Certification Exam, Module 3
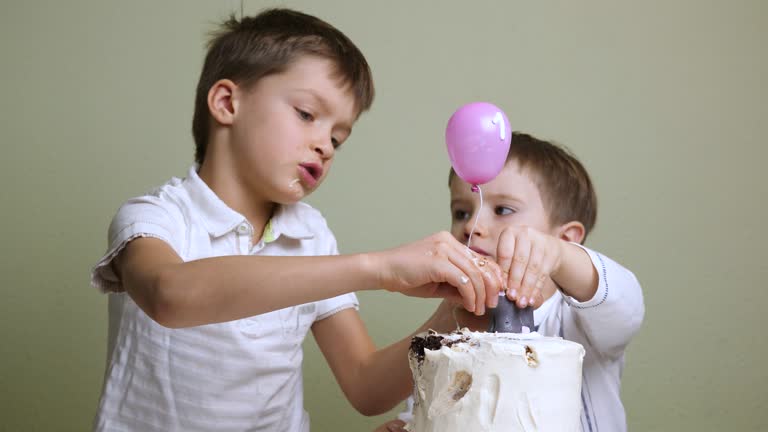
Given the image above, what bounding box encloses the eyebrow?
[295,89,353,135]
[484,193,525,203]
[450,194,525,206]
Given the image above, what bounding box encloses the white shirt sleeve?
[90,195,184,293]
[561,244,645,358]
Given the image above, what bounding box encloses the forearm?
[349,309,456,415]
[551,241,599,302]
[148,254,377,328]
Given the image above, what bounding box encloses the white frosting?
[407,330,585,432]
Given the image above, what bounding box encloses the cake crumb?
[524,345,539,367]
[451,371,473,401]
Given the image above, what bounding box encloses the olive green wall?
[1,1,766,431]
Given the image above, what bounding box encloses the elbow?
[353,400,390,417]
[143,268,187,329]
[347,389,399,417]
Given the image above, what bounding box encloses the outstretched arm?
[113,232,503,328]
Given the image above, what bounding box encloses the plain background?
[1,1,766,431]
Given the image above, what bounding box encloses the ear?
[207,79,238,126]
[555,221,586,245]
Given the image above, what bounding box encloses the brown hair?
[191,8,375,164]
[449,132,598,241]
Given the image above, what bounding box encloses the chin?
[278,186,308,204]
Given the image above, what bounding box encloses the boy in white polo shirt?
[90,9,506,432]
[377,132,645,432]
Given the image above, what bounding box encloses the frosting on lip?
[407,329,585,432]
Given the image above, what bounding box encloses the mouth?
[298,162,323,188]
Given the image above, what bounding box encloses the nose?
[311,134,334,160]
[462,211,488,240]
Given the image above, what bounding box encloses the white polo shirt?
[91,167,359,432]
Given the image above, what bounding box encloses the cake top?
[409,328,582,367]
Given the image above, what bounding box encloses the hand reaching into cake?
[369,231,505,316]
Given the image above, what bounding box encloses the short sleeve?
[90,195,185,293]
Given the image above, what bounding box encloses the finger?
[518,243,545,308]
[449,266,477,313]
[479,259,503,308]
[464,256,487,316]
[428,237,478,312]
[530,252,556,308]
[496,229,517,282]
[445,245,486,316]
[508,230,531,300]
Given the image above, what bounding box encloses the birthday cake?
[406,329,585,432]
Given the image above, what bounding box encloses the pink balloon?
[445,102,512,186]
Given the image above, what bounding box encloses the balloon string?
[466,185,483,249]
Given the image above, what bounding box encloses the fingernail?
[519,297,528,307]
[460,276,469,284]
[490,294,499,308]
[510,289,517,299]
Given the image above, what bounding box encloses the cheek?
[449,222,463,239]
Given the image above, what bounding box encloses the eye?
[331,137,340,149]
[295,108,314,122]
[452,209,470,221]
[495,206,516,216]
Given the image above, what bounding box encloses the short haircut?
[449,132,598,240]
[191,8,375,164]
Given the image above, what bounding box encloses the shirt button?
[237,224,250,234]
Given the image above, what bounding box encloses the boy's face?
[449,160,555,258]
[228,56,357,204]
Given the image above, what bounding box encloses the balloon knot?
[471,185,480,193]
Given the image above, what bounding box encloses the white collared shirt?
[91,167,358,432]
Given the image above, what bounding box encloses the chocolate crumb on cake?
[410,329,474,362]
[410,333,444,362]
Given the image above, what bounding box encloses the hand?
[370,232,505,316]
[373,419,407,432]
[496,226,563,308]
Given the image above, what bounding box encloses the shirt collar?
[183,166,315,241]
[269,202,315,241]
